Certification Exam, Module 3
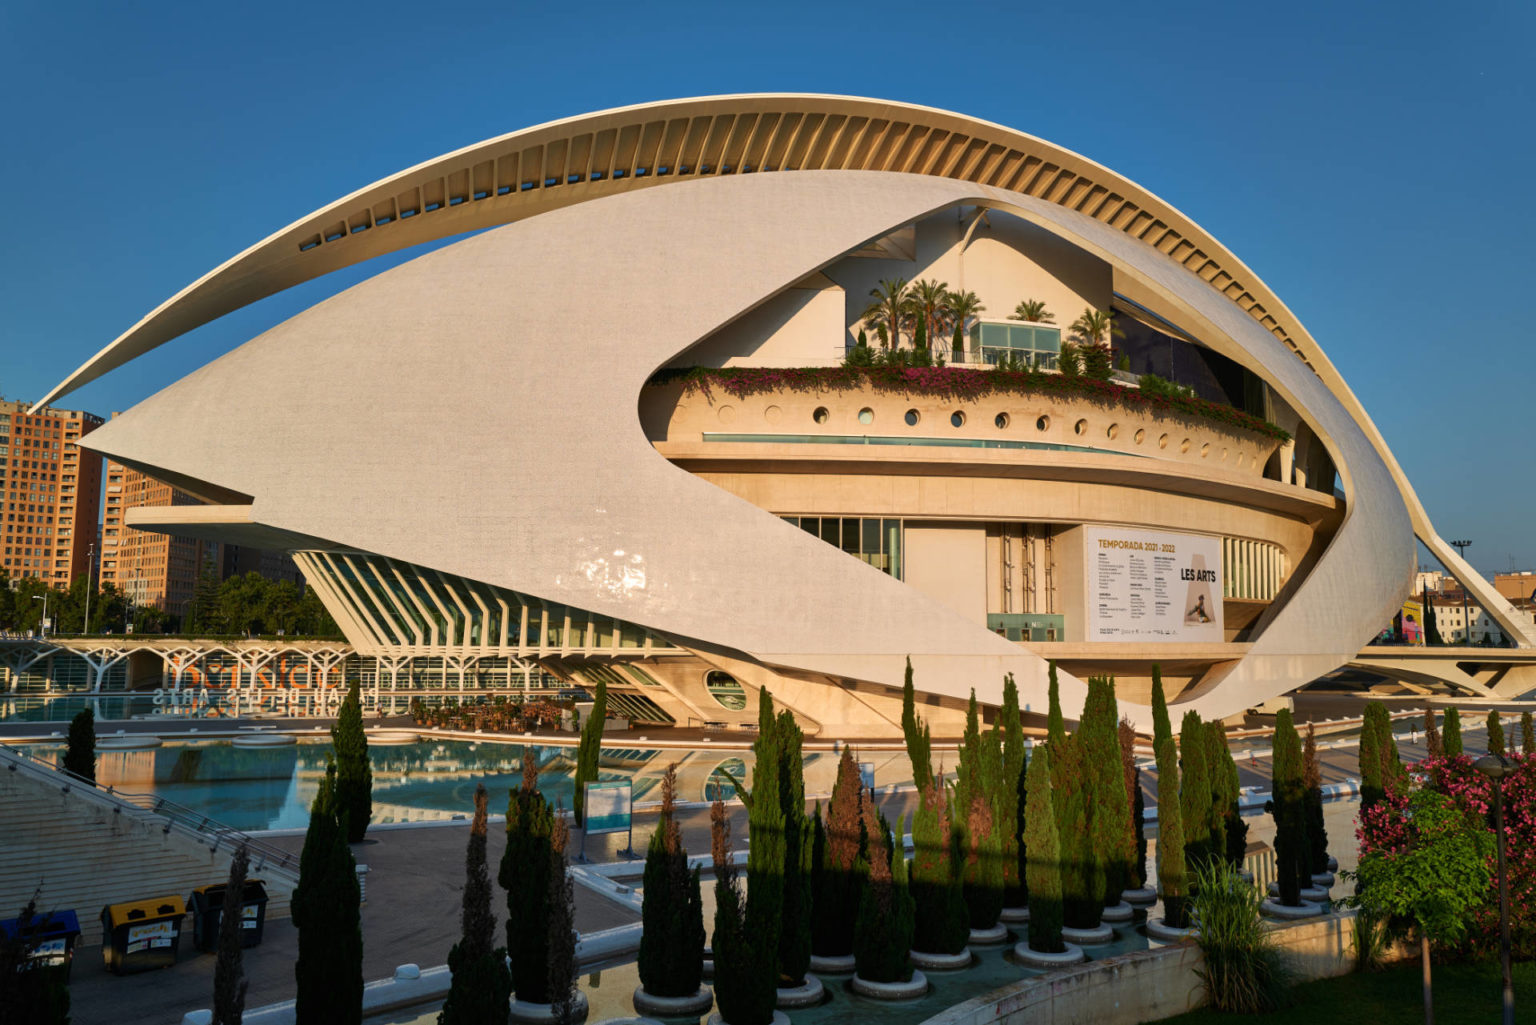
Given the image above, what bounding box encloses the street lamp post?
[1473,752,1515,1025]
[82,541,95,635]
[1449,539,1473,645]
[32,594,47,638]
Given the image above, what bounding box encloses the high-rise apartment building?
[99,460,225,620]
[0,400,104,586]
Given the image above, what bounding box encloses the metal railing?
[0,741,300,878]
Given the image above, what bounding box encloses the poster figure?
[1183,554,1217,626]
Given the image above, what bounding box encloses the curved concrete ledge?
[510,993,589,1024]
[1101,901,1134,923]
[232,733,295,747]
[851,970,928,1000]
[969,924,1009,945]
[633,985,712,1017]
[1261,898,1323,920]
[808,953,855,974]
[910,947,973,969]
[366,730,421,744]
[1268,882,1330,902]
[999,905,1031,923]
[1145,918,1198,942]
[1012,940,1085,968]
[776,974,823,1009]
[1061,923,1115,945]
[99,735,162,750]
[1121,887,1158,907]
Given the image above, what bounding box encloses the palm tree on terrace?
[1011,299,1054,323]
[1068,308,1124,347]
[863,278,910,350]
[907,279,950,350]
[943,290,986,360]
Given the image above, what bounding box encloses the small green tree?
[727,690,784,1022]
[853,807,914,983]
[1360,704,1384,811]
[1443,707,1463,756]
[775,708,814,988]
[572,676,607,826]
[1119,719,1147,887]
[709,799,755,1025]
[1156,736,1190,929]
[331,679,372,843]
[1202,721,1232,859]
[1270,710,1310,907]
[638,766,704,998]
[292,765,362,1025]
[812,749,868,958]
[900,657,932,791]
[1046,661,1066,749]
[63,707,95,783]
[500,751,555,1004]
[440,785,510,1025]
[1424,707,1443,759]
[955,692,1005,929]
[213,844,249,1025]
[546,814,578,1025]
[1024,744,1064,952]
[1053,734,1101,929]
[1346,787,1494,1025]
[1302,721,1329,876]
[1524,711,1535,756]
[1150,663,1172,753]
[1487,710,1506,755]
[1179,710,1214,869]
[909,776,968,954]
[999,675,1028,906]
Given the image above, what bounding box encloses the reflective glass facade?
[778,515,903,579]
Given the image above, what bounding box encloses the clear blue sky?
[2,0,1531,574]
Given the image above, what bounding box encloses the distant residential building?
[99,460,224,620]
[1428,598,1509,646]
[0,399,104,588]
[1495,571,1536,604]
[1414,569,1446,595]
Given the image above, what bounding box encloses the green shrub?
[811,749,868,958]
[1156,736,1190,929]
[572,676,606,825]
[331,679,372,843]
[910,777,968,954]
[1191,860,1294,1013]
[854,810,914,983]
[499,751,555,1003]
[293,765,362,1025]
[1025,744,1064,952]
[63,707,95,783]
[1270,710,1311,907]
[1443,707,1463,756]
[638,766,704,998]
[1488,710,1506,755]
[901,657,932,791]
[440,785,510,1025]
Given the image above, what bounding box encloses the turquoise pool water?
[12,737,916,833]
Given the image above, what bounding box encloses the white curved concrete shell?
[51,95,1531,733]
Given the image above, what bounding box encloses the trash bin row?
[0,880,269,980]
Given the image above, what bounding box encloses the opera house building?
[40,95,1534,737]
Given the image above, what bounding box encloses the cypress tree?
[572,676,607,826]
[737,690,784,1021]
[500,750,555,1003]
[293,765,362,1025]
[709,799,753,1025]
[1524,712,1535,756]
[900,657,932,791]
[1270,709,1310,907]
[63,707,95,782]
[1359,704,1383,811]
[1220,742,1248,868]
[909,776,968,954]
[213,844,249,1025]
[960,762,1004,929]
[812,748,867,958]
[1423,583,1444,645]
[1444,706,1463,756]
[440,785,509,1025]
[638,766,704,998]
[546,814,578,1025]
[1200,721,1229,866]
[853,806,914,983]
[999,674,1027,906]
[776,708,814,988]
[1154,736,1189,929]
[1488,710,1506,755]
[1024,744,1064,952]
[1302,721,1329,876]
[1424,707,1443,759]
[1119,718,1146,888]
[1083,677,1132,907]
[1053,735,1101,929]
[1178,710,1212,869]
[1046,661,1066,749]
[331,678,372,843]
[1150,663,1172,753]
[955,690,984,818]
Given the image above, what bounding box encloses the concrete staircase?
[0,745,299,945]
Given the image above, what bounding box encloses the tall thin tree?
[292,765,363,1025]
[212,844,249,1025]
[331,678,372,843]
[440,785,509,1025]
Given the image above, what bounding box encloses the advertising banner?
[1084,526,1224,642]
[583,780,633,836]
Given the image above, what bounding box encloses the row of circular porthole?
[808,405,1248,463]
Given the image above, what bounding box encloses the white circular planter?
[1061,923,1114,946]
[999,905,1031,923]
[1101,901,1134,923]
[633,985,713,1017]
[1145,917,1198,942]
[969,924,1009,945]
[510,992,589,1024]
[594,1018,664,1025]
[1260,898,1323,920]
[1311,872,1336,888]
[1267,882,1329,902]
[100,735,162,750]
[367,730,421,744]
[909,947,972,969]
[1120,887,1158,906]
[850,970,928,1000]
[1327,856,1338,872]
[231,733,295,747]
[701,959,714,980]
[1013,941,1085,968]
[808,953,856,974]
[776,974,823,1009]
[708,1010,790,1025]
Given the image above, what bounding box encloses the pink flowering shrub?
[650,365,1291,441]
[1358,752,1536,957]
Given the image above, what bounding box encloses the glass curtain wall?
[780,516,903,579]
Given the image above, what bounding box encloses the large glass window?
[969,320,1062,369]
[780,515,904,579]
[705,670,748,710]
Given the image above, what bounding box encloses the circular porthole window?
[1036,416,1051,432]
[705,670,748,711]
[1180,438,1192,454]
[905,409,920,426]
[704,757,746,802]
[1134,428,1146,445]
[812,407,829,425]
[1158,433,1169,449]
[950,411,966,428]
[1106,423,1120,441]
[1074,419,1087,436]
[858,407,874,425]
[994,412,1010,429]
[1200,443,1210,458]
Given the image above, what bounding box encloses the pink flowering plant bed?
[1357,753,1536,958]
[651,365,1290,442]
